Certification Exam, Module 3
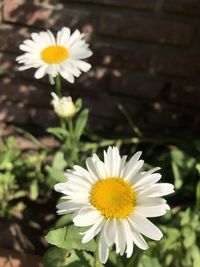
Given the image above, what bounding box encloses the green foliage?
[74,109,89,141]
[45,225,97,252]
[171,148,196,189]
[46,151,67,187]
[44,247,94,267]
[0,136,46,217]
[1,95,199,267]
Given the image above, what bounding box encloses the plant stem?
[68,119,73,138]
[54,74,66,129]
[55,74,62,97]
[66,119,78,163]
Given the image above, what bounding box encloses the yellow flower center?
[41,45,69,64]
[90,178,136,219]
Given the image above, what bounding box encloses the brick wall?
[0,0,200,138]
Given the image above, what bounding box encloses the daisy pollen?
[16,27,93,84]
[91,178,136,219]
[54,146,174,264]
[41,45,69,64]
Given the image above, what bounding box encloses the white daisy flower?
[16,27,93,84]
[54,147,174,264]
[51,92,77,119]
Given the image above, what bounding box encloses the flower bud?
[51,92,76,119]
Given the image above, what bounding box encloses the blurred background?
[0,0,200,143]
[0,1,200,266]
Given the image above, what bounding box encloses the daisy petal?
[82,217,105,243]
[34,65,47,79]
[130,212,163,241]
[99,231,109,264]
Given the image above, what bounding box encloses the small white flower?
[55,147,174,264]
[51,92,76,119]
[16,27,92,83]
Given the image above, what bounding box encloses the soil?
[0,193,58,266]
[0,249,43,267]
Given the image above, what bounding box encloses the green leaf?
[46,166,66,187]
[53,214,73,229]
[196,180,200,210]
[75,98,82,113]
[182,227,196,249]
[171,161,182,189]
[30,180,38,200]
[191,245,200,267]
[45,225,97,252]
[118,104,142,137]
[47,127,69,140]
[74,109,89,140]
[52,151,67,170]
[44,247,93,267]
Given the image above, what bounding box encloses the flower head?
[51,92,76,119]
[16,27,92,83]
[55,147,174,264]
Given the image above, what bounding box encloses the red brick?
[92,42,151,71]
[29,107,57,128]
[164,0,200,16]
[3,0,93,31]
[99,13,194,46]
[0,78,51,107]
[147,102,198,130]
[153,49,200,77]
[0,103,29,124]
[110,71,163,99]
[74,0,155,9]
[168,79,200,108]
[0,24,32,53]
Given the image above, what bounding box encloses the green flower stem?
[55,74,62,98]
[67,119,73,138]
[54,74,66,130]
[67,119,78,163]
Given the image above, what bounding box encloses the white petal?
[73,165,94,183]
[34,65,47,79]
[133,172,162,189]
[86,158,99,181]
[73,207,101,227]
[67,29,81,48]
[60,70,75,83]
[82,217,105,243]
[128,218,148,250]
[138,183,174,198]
[137,197,167,207]
[54,182,68,194]
[91,155,107,179]
[70,48,93,60]
[119,155,128,177]
[47,30,56,45]
[117,220,126,256]
[135,205,167,217]
[103,146,121,177]
[112,218,122,254]
[71,60,91,72]
[56,200,81,214]
[103,219,113,247]
[49,75,55,84]
[121,219,134,258]
[57,27,71,45]
[122,151,143,181]
[130,212,163,241]
[99,230,109,264]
